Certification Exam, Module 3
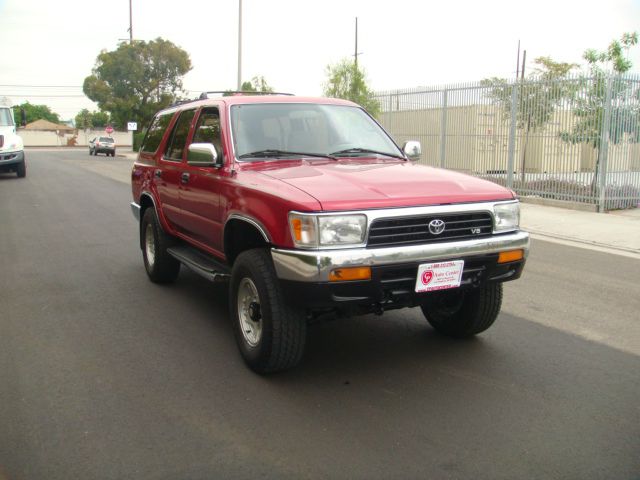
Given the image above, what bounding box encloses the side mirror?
[187,143,222,167]
[402,141,421,162]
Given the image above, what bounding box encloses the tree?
[559,32,639,191]
[75,109,111,130]
[323,59,380,117]
[482,57,577,180]
[83,38,191,130]
[75,109,93,130]
[241,76,274,93]
[13,102,61,125]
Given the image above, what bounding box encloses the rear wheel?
[141,208,180,283]
[421,283,503,338]
[16,159,26,178]
[230,248,307,373]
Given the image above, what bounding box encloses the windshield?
[99,137,114,143]
[0,108,14,127]
[230,103,402,160]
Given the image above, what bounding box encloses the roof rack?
[198,91,295,99]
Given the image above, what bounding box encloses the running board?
[167,245,231,283]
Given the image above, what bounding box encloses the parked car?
[0,104,25,177]
[130,93,529,373]
[89,136,116,156]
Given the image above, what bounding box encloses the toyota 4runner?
[131,93,529,373]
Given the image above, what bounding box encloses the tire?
[16,159,26,178]
[230,248,307,373]
[421,283,503,338]
[141,208,180,283]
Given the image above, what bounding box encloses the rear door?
[157,108,197,232]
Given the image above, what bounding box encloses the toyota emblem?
[428,219,446,235]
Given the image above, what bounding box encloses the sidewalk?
[118,149,639,256]
[520,202,640,256]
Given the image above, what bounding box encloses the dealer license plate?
[415,260,465,293]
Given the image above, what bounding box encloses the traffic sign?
[127,122,138,131]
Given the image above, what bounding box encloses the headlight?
[289,213,367,248]
[493,202,520,232]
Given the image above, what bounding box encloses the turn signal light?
[291,218,302,241]
[498,249,524,264]
[329,267,371,282]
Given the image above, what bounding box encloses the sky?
[1,0,639,121]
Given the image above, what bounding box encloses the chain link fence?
[375,74,640,211]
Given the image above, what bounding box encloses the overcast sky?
[1,0,639,120]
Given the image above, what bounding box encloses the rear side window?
[140,113,173,153]
[164,109,196,161]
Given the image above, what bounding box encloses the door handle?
[154,169,162,179]
[181,172,190,184]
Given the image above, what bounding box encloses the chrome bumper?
[271,231,530,282]
[131,202,141,221]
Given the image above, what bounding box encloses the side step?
[167,245,231,283]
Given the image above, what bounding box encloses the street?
[1,149,639,479]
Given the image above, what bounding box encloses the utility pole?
[128,0,133,44]
[355,17,359,68]
[515,40,520,78]
[237,0,243,90]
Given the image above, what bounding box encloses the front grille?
[367,212,493,247]
[0,153,17,161]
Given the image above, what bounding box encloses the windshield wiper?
[330,148,406,160]
[238,149,337,161]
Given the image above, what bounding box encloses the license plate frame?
[415,260,465,293]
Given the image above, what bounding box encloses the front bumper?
[0,150,24,169]
[272,231,529,310]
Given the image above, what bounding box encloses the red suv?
[131,93,529,373]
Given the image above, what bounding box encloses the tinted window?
[192,108,223,159]
[164,109,196,161]
[99,137,114,143]
[140,113,173,153]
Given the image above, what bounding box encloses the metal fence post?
[506,83,518,189]
[439,89,448,168]
[597,76,613,212]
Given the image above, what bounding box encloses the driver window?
[192,108,223,161]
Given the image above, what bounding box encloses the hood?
[253,158,514,211]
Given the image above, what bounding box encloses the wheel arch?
[138,192,158,250]
[224,215,271,266]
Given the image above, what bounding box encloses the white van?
[0,101,26,178]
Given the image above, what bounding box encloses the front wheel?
[16,159,26,178]
[141,208,180,283]
[421,283,503,338]
[230,249,307,373]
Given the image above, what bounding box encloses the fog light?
[328,267,371,282]
[498,249,524,263]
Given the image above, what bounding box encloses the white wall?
[19,129,133,147]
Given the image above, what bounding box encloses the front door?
[178,106,226,254]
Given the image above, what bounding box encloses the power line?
[0,94,88,98]
[0,85,83,88]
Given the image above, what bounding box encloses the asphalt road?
[1,149,639,480]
